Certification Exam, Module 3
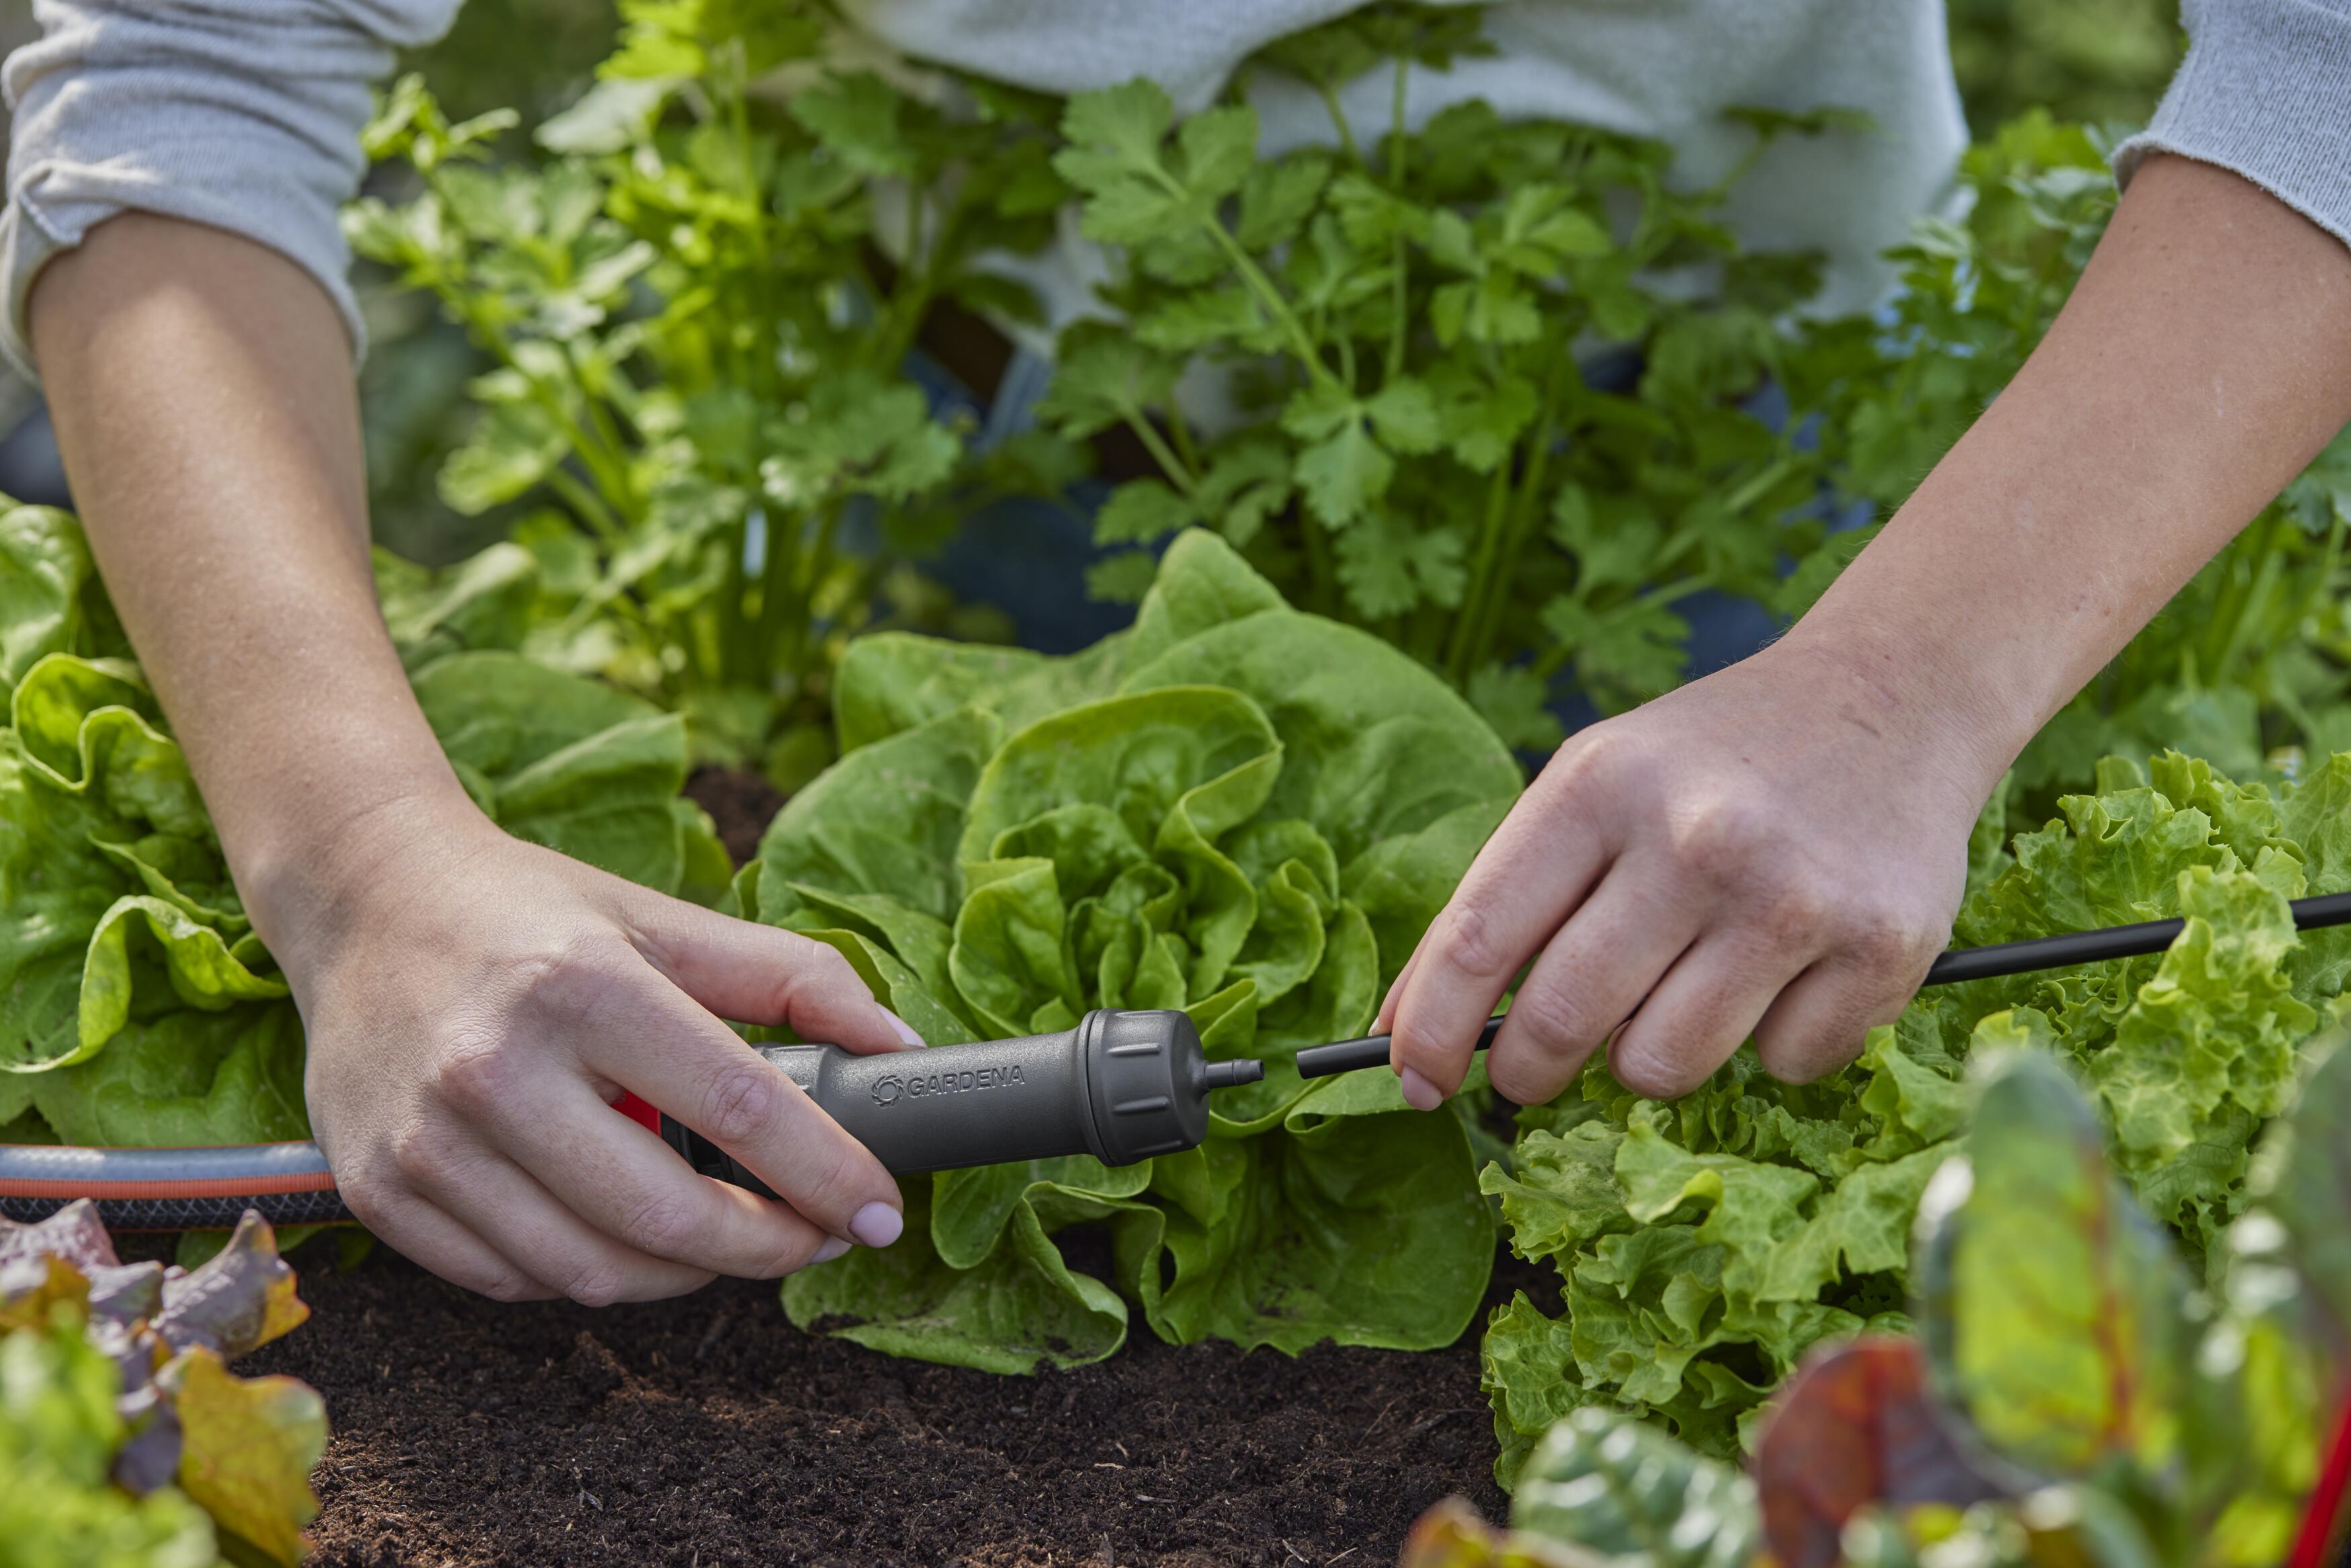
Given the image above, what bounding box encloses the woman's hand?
[1384,155,2351,1110]
[273,793,921,1305]
[1379,637,2005,1107]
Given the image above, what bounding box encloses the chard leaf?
[1508,1406,1762,1565]
[2251,1031,2351,1350]
[1750,1337,2008,1568]
[1920,1051,2188,1479]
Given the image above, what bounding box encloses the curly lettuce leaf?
[1482,748,2348,1477]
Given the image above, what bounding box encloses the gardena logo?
[871,1065,1024,1106]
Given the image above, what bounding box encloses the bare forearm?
[28,214,468,951]
[1797,154,2351,774]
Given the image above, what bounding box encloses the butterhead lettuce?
[747,529,1521,1368]
[0,500,727,1147]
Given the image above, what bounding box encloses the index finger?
[477,1069,849,1279]
[587,973,906,1248]
[1387,758,1617,1099]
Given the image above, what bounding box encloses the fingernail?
[1398,1067,1443,1112]
[849,1201,903,1248]
[811,1236,850,1264]
[875,1004,925,1050]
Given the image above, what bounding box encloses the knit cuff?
[2112,0,2351,253]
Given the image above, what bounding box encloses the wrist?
[1759,616,2027,803]
[232,772,495,975]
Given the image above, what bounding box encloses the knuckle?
[558,1258,629,1309]
[699,1057,785,1147]
[429,1035,521,1121]
[1435,902,1516,984]
[1486,1057,1568,1108]
[1611,1045,1702,1101]
[476,1270,548,1305]
[793,1137,869,1213]
[334,1168,402,1231]
[1670,797,1772,882]
[1754,999,1875,1082]
[387,1117,465,1190]
[1843,917,1920,973]
[1754,1030,1852,1085]
[1545,724,1630,794]
[501,932,622,1025]
[1500,986,1607,1054]
[614,1189,703,1260]
[1758,875,1835,946]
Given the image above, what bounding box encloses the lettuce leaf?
[0,510,727,1146]
[1482,750,2351,1481]
[765,529,1518,1366]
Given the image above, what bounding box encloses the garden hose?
[12,891,2351,1228]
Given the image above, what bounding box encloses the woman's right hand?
[269,793,922,1305]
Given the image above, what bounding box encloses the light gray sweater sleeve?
[0,0,461,380]
[2114,0,2351,250]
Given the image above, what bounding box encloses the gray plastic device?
[659,1008,1264,1188]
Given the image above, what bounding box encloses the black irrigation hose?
[14,891,2351,1226]
[1290,889,2351,1079]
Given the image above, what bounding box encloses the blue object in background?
[0,399,71,509]
[919,345,1874,734]
[912,347,1137,655]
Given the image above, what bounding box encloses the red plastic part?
[613,1092,662,1135]
[2290,1393,2351,1568]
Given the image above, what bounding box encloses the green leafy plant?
[1478,745,2351,1476]
[1038,6,1844,746]
[0,499,726,1148]
[1412,1039,2350,1567]
[1946,0,2181,132]
[2,1203,327,1567]
[741,528,1517,1368]
[346,0,1084,780]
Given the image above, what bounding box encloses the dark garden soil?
[237,1242,1546,1568]
[684,765,789,866]
[228,762,1531,1567]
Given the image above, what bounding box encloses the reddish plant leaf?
[0,1198,165,1330]
[1752,1336,2009,1568]
[0,1194,120,1274]
[155,1209,308,1359]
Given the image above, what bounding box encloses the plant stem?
[1384,56,1410,385]
[2209,508,2294,681]
[1121,412,1199,494]
[1464,364,1569,678]
[787,499,847,681]
[1301,517,1339,616]
[755,496,804,681]
[1164,401,1204,478]
[544,464,626,543]
[1445,460,1516,682]
[1316,81,1364,167]
[1151,161,1342,393]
